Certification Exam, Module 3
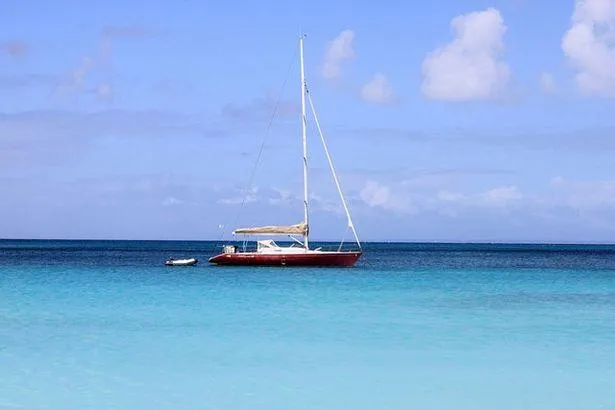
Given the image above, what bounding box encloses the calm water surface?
[1,240,614,409]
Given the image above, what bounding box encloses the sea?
[1,240,614,410]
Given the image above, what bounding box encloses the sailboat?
[208,35,362,267]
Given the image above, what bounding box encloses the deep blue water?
[1,240,614,409]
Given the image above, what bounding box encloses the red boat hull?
[208,251,362,267]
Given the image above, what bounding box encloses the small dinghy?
[165,257,198,266]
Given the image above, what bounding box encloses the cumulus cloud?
[320,30,395,105]
[480,185,523,206]
[359,181,418,214]
[562,0,615,97]
[360,181,391,207]
[434,186,523,210]
[357,177,525,217]
[353,173,615,234]
[360,73,395,104]
[421,8,510,101]
[321,29,355,79]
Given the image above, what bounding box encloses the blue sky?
[2,0,615,242]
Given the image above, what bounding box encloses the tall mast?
[299,34,309,249]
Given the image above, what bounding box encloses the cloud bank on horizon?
[2,0,615,242]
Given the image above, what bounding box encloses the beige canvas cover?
[233,222,308,236]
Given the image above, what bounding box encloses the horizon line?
[2,237,615,246]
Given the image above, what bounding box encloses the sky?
[2,0,615,243]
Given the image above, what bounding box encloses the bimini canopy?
[233,222,308,236]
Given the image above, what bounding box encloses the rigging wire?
[209,45,299,257]
[306,90,362,251]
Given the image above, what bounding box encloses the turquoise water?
[1,240,614,409]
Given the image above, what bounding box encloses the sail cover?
[233,222,308,236]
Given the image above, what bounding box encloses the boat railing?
[215,242,360,253]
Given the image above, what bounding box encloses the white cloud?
[435,186,522,210]
[421,7,510,101]
[540,72,557,94]
[321,29,355,79]
[357,177,525,217]
[309,192,343,214]
[217,196,254,205]
[162,196,183,206]
[215,185,345,216]
[562,0,615,97]
[360,73,395,104]
[357,175,615,222]
[320,30,395,105]
[359,181,417,214]
[360,181,391,207]
[218,186,259,205]
[480,185,523,206]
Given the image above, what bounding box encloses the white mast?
[299,34,309,249]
